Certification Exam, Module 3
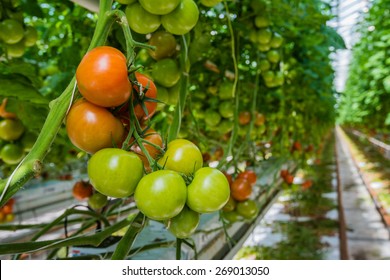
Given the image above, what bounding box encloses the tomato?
[255,16,270,28]
[221,210,242,223]
[72,181,93,200]
[66,99,125,154]
[258,59,271,72]
[88,148,144,198]
[134,170,187,220]
[284,174,294,185]
[187,167,230,213]
[155,84,170,109]
[148,30,177,60]
[237,170,257,186]
[161,0,199,35]
[270,33,283,48]
[253,113,265,127]
[205,110,221,127]
[257,29,272,45]
[6,41,25,58]
[167,206,199,238]
[217,120,233,135]
[2,205,13,215]
[88,192,108,210]
[222,196,236,212]
[219,101,234,119]
[200,0,222,7]
[238,111,251,125]
[158,139,203,175]
[125,3,161,34]
[230,178,252,201]
[262,70,274,83]
[133,72,158,120]
[280,169,289,179]
[76,46,131,107]
[218,81,234,100]
[23,26,38,47]
[258,44,270,52]
[267,50,280,63]
[116,0,137,4]
[236,200,258,220]
[168,81,180,105]
[0,19,24,44]
[274,72,284,86]
[131,128,163,170]
[152,58,180,88]
[302,180,313,190]
[139,0,181,15]
[0,143,24,165]
[0,119,25,141]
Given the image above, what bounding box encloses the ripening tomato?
[148,30,177,60]
[88,148,144,198]
[139,0,181,15]
[187,167,230,213]
[238,111,251,125]
[237,170,257,186]
[66,99,125,154]
[254,112,265,126]
[158,139,203,175]
[280,169,289,179]
[131,128,163,170]
[76,46,131,107]
[230,178,252,201]
[222,196,236,212]
[302,180,313,190]
[133,72,158,120]
[167,206,200,239]
[284,174,294,185]
[125,3,161,34]
[134,170,187,220]
[72,181,93,200]
[161,0,199,35]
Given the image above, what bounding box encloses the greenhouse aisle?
[336,127,390,260]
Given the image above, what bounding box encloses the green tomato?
[161,0,199,35]
[134,170,187,220]
[158,139,203,175]
[0,143,24,165]
[167,206,200,238]
[254,16,270,28]
[139,0,181,15]
[116,0,137,4]
[257,28,272,45]
[262,70,274,83]
[270,33,283,48]
[258,44,270,52]
[200,0,222,7]
[219,101,234,119]
[6,40,25,58]
[221,210,242,223]
[23,26,38,47]
[152,58,180,88]
[168,81,180,105]
[217,120,234,135]
[156,84,169,110]
[258,59,271,72]
[88,148,144,198]
[0,119,25,141]
[267,50,280,63]
[88,192,108,210]
[187,167,230,213]
[236,200,258,220]
[218,81,234,100]
[0,19,24,44]
[205,109,221,127]
[125,3,161,34]
[148,30,177,60]
[222,196,236,212]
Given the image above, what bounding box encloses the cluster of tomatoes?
[0,99,35,166]
[0,1,38,58]
[66,45,231,238]
[0,198,15,223]
[221,170,260,223]
[118,0,199,36]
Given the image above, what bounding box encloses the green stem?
[176,238,182,260]
[0,0,116,206]
[111,212,145,259]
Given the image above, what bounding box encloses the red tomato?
[238,111,251,125]
[76,46,131,107]
[66,99,125,154]
[237,170,257,186]
[230,178,252,201]
[133,72,158,120]
[280,169,289,179]
[72,181,93,200]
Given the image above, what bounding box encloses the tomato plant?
[76,46,131,107]
[88,148,144,198]
[187,167,230,213]
[134,170,187,220]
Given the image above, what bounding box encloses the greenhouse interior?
[0,0,389,261]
